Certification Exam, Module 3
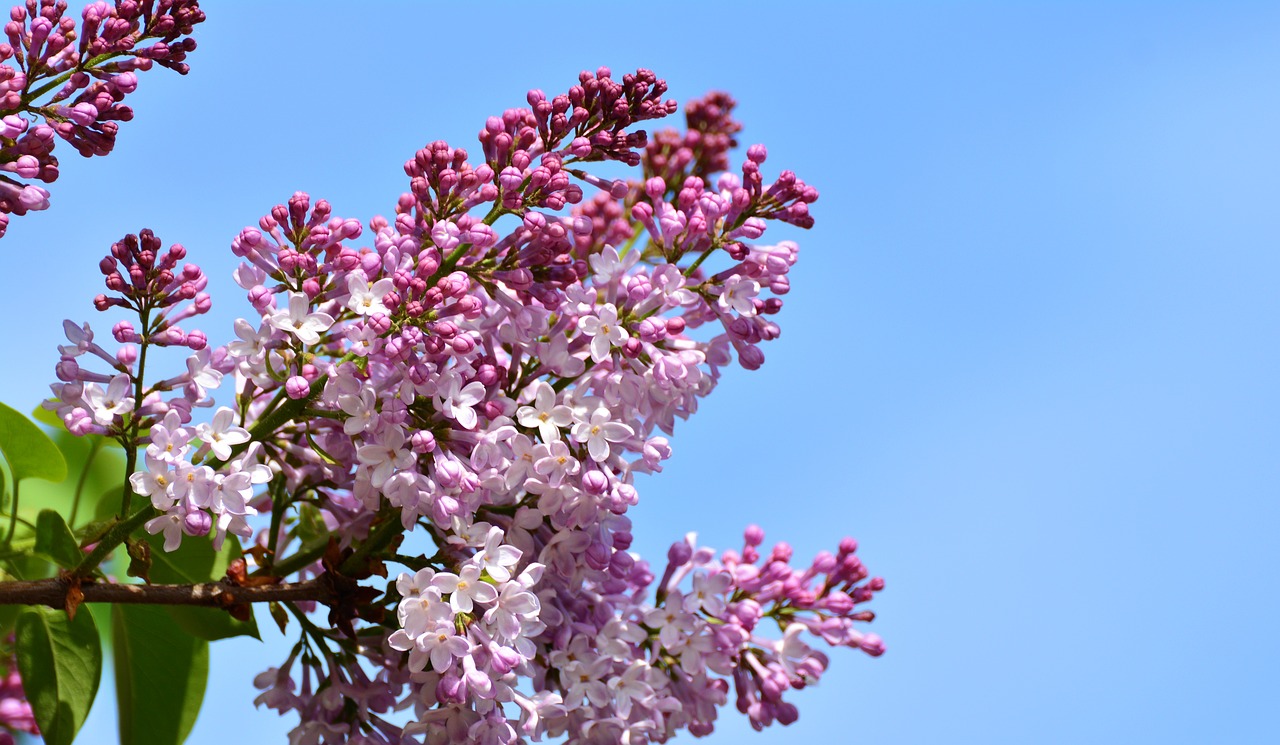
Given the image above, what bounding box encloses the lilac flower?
[346,272,395,317]
[435,376,486,430]
[473,527,523,583]
[431,563,498,614]
[268,292,334,346]
[81,373,133,425]
[516,381,573,442]
[577,303,628,363]
[196,407,251,461]
[571,407,634,462]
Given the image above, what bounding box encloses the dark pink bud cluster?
[645,91,743,186]
[740,147,819,229]
[231,191,363,300]
[0,0,204,237]
[525,66,678,165]
[398,140,496,230]
[95,227,209,349]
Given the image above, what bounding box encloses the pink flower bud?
[285,376,310,399]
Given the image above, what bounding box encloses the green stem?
[118,443,137,520]
[22,52,123,105]
[265,479,287,572]
[4,481,19,546]
[68,439,103,528]
[683,245,718,277]
[122,311,152,518]
[255,507,401,580]
[338,511,403,576]
[222,372,333,464]
[73,504,158,578]
[263,539,328,580]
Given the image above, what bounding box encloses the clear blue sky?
[3,1,1278,743]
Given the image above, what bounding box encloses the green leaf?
[295,502,330,544]
[144,532,260,641]
[112,605,208,745]
[35,510,82,568]
[15,606,102,745]
[0,401,67,484]
[30,406,63,429]
[0,604,18,636]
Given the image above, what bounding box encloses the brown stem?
[0,577,334,609]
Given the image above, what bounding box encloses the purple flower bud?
[581,469,609,495]
[411,431,436,453]
[668,539,693,566]
[367,313,391,335]
[285,376,310,399]
[183,510,211,537]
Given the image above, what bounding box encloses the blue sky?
[3,1,1278,743]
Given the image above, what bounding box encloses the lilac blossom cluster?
[0,0,204,238]
[46,67,880,743]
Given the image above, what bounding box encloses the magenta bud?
[776,702,798,725]
[183,510,211,537]
[55,358,79,381]
[859,633,885,657]
[435,673,466,704]
[581,469,610,495]
[13,154,38,179]
[411,431,436,453]
[475,364,500,387]
[823,591,855,614]
[744,524,765,547]
[247,285,273,311]
[488,644,522,675]
[116,345,137,365]
[285,376,310,399]
[668,540,693,566]
[584,541,610,570]
[451,335,475,354]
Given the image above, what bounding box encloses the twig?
[0,577,334,609]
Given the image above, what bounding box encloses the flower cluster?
[0,657,36,745]
[0,0,205,238]
[47,226,219,439]
[49,67,882,743]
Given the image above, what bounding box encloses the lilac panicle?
[47,64,864,745]
[0,0,205,238]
